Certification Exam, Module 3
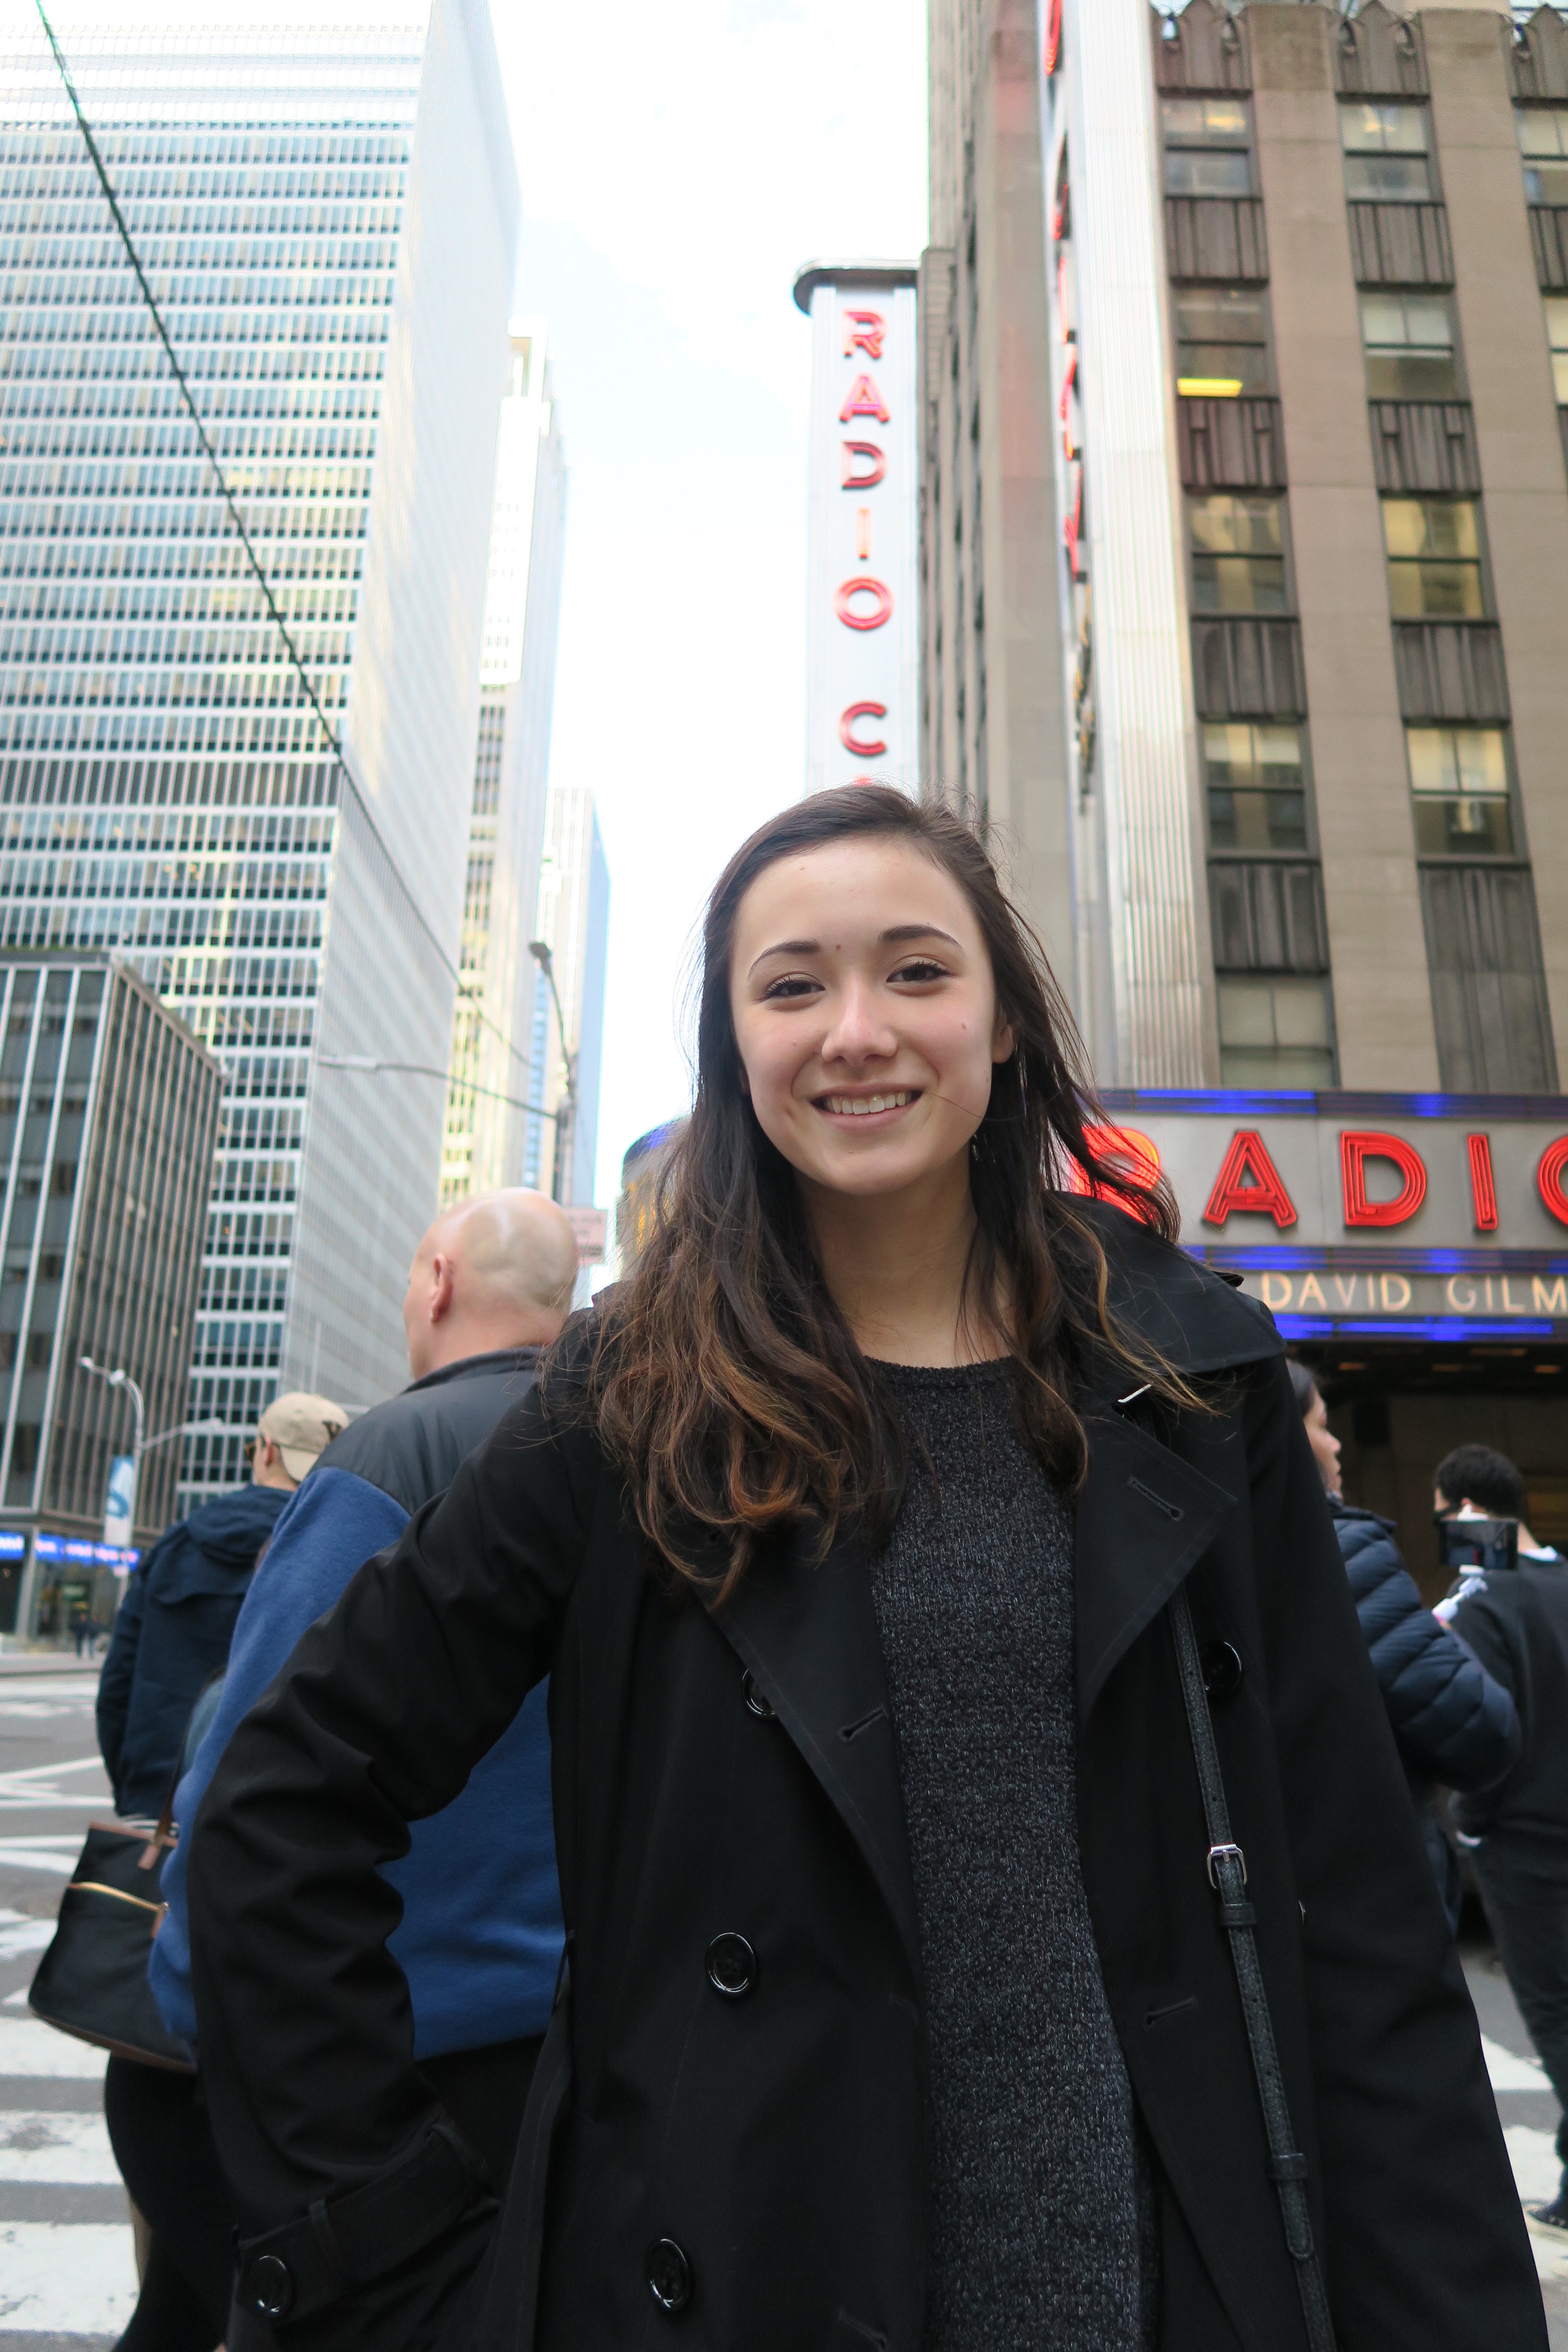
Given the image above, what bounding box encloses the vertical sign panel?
[800,269,919,797]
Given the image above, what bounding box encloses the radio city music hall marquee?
[794,261,919,797]
[1088,1091,1568,1342]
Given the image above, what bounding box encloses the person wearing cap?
[95,1390,346,1819]
[92,1389,344,2352]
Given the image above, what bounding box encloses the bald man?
[151,1188,579,2212]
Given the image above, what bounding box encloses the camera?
[1435,1513,1518,1580]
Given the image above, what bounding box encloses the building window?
[1339,103,1434,202]
[1518,106,1568,205]
[1203,723,1308,852]
[1161,96,1251,197]
[1420,865,1556,1093]
[1360,292,1458,399]
[1543,296,1568,405]
[1382,499,1485,619]
[1174,287,1269,397]
[1188,495,1287,613]
[1216,976,1336,1089]
[1406,726,1513,857]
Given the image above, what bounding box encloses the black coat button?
[742,1669,775,1719]
[1201,1641,1243,1703]
[645,2236,693,2314]
[247,2253,294,2320]
[706,1931,756,1997]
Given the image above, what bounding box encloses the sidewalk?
[0,1653,102,1678]
[1464,1937,1568,2348]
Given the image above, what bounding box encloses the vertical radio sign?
[795,263,919,797]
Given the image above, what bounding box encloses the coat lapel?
[714,1525,922,1985]
[1074,1401,1240,1721]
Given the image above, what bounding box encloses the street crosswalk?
[0,2016,137,2343]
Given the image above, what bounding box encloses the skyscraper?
[525,787,609,1214]
[442,318,567,1204]
[0,0,519,1499]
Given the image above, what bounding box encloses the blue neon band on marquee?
[1276,1316,1557,1343]
[1100,1087,1568,1121]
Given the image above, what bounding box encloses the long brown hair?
[582,785,1191,1596]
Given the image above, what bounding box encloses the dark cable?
[33,0,535,1081]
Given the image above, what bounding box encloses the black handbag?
[28,1787,195,2074]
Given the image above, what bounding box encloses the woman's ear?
[992,1014,1017,1065]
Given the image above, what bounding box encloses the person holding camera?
[1437,1444,1568,2230]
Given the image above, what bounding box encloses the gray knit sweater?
[869,1358,1152,2352]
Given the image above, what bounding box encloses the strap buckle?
[1207,1840,1247,1888]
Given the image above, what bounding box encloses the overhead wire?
[32,0,536,1084]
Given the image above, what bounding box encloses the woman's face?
[728,834,1014,1204]
[1303,1387,1342,1498]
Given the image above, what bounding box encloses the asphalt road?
[0,1653,1565,2347]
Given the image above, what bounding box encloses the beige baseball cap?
[257,1392,349,1483]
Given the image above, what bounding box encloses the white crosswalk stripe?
[0,2012,137,2343]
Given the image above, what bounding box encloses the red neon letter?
[841,440,886,490]
[1340,1132,1427,1229]
[1202,1130,1298,1229]
[1538,1136,1568,1227]
[1044,0,1064,75]
[839,701,888,757]
[839,374,890,425]
[842,309,885,360]
[1467,1133,1499,1233]
[834,576,893,631]
[1066,1127,1163,1223]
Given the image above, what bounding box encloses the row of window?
[1188,489,1487,622]
[1167,92,1568,205]
[1,429,378,460]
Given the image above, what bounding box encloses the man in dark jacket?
[152,1186,579,2184]
[95,1391,346,1816]
[1439,1443,1568,2229]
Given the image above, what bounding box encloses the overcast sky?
[487,0,929,1225]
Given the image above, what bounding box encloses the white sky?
[487,0,929,1216]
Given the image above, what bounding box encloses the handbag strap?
[1168,1584,1338,2352]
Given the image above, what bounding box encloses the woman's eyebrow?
[747,937,818,976]
[880,923,962,949]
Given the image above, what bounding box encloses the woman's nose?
[821,980,896,1063]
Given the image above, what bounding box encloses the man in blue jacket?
[150,1188,578,2259]
[1286,1364,1520,1929]
[96,1391,347,1816]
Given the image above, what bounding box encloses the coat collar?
[710,1211,1282,1981]
[716,1522,923,1986]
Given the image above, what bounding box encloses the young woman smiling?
[187,789,1539,2352]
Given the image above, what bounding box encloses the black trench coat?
[189,1208,1544,2352]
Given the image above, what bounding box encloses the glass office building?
[0,0,519,1499]
[524,786,609,1213]
[0,952,220,1642]
[442,320,567,1204]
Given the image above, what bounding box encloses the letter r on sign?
[842,310,885,360]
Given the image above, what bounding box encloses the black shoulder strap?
[1168,1583,1338,2352]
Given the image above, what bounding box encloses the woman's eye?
[761,974,820,1001]
[891,959,947,985]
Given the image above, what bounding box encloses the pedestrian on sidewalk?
[1438,1443,1568,2232]
[187,787,1542,2352]
[1286,1363,1519,1929]
[98,1389,345,2352]
[95,1392,346,1816]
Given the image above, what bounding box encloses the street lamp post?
[529,940,577,1204]
[79,1355,145,1545]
